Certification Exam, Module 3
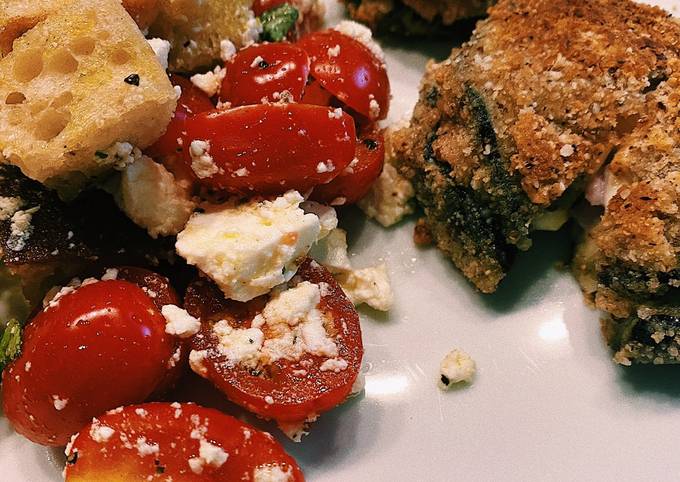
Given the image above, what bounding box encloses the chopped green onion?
[260,4,299,42]
[0,319,22,373]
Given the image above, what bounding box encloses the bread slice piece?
[0,0,176,196]
[395,0,680,293]
[148,0,254,72]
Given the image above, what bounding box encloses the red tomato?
[146,74,214,182]
[311,126,385,205]
[252,0,288,16]
[298,30,390,121]
[182,104,356,195]
[185,258,363,423]
[219,43,310,107]
[2,280,177,446]
[64,402,304,481]
[300,78,336,107]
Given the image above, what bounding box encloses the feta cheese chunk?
[335,263,393,312]
[439,348,476,389]
[190,66,226,97]
[147,38,171,70]
[117,156,197,238]
[162,305,201,339]
[253,463,294,482]
[176,191,321,302]
[358,163,414,227]
[309,228,352,273]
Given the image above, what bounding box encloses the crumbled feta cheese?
[335,264,393,311]
[117,156,197,238]
[0,196,23,221]
[300,201,337,239]
[189,350,209,377]
[190,66,226,97]
[95,142,142,170]
[319,358,348,372]
[135,408,148,417]
[162,305,201,338]
[439,348,476,389]
[309,228,352,273]
[333,20,385,63]
[327,44,341,57]
[253,464,293,482]
[52,395,68,411]
[203,282,339,372]
[234,167,250,177]
[328,107,343,119]
[89,421,115,443]
[264,395,274,405]
[24,361,31,372]
[101,268,119,281]
[199,439,229,468]
[358,163,414,227]
[241,12,263,46]
[560,144,575,157]
[147,38,171,70]
[189,140,222,179]
[251,55,265,68]
[176,191,322,302]
[136,437,160,457]
[220,39,237,62]
[316,161,334,174]
[368,98,380,120]
[8,205,39,251]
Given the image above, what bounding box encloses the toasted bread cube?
[0,0,177,195]
[148,0,254,72]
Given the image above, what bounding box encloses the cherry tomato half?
[219,43,310,107]
[185,258,363,423]
[65,402,304,481]
[311,126,385,205]
[298,30,390,121]
[182,104,356,195]
[2,279,177,446]
[146,74,215,182]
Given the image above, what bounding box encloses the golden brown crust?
[397,0,680,294]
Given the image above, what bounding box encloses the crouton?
[0,0,177,196]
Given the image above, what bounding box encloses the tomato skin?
[183,104,357,195]
[298,30,390,121]
[115,266,180,310]
[186,258,363,423]
[219,43,310,107]
[65,402,304,481]
[146,74,214,182]
[2,280,177,446]
[311,126,385,205]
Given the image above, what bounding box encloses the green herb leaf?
[260,4,299,42]
[0,319,22,373]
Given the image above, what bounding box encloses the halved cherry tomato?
[311,126,385,205]
[65,402,304,481]
[146,74,214,182]
[300,78,336,107]
[2,279,178,446]
[298,30,390,121]
[219,43,310,107]
[182,104,356,195]
[185,258,363,423]
[252,0,288,16]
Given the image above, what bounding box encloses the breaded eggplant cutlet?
[394,0,680,363]
[342,0,493,36]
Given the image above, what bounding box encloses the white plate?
[3,1,680,480]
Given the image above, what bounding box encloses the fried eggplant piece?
[395,0,680,294]
[0,165,174,308]
[342,0,492,36]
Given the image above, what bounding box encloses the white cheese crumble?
[147,38,171,70]
[300,201,337,239]
[96,142,142,170]
[439,348,476,389]
[201,282,339,373]
[250,55,265,68]
[358,163,414,227]
[327,44,341,57]
[220,39,237,62]
[8,205,39,251]
[190,66,226,97]
[189,140,222,179]
[101,268,119,281]
[264,395,274,405]
[0,196,23,221]
[309,228,352,273]
[189,349,209,377]
[241,11,263,46]
[319,358,348,372]
[136,437,160,457]
[117,156,197,238]
[368,98,380,119]
[336,264,393,311]
[188,439,229,474]
[176,191,322,302]
[316,161,334,174]
[253,464,294,482]
[328,107,343,119]
[52,395,68,411]
[234,167,250,177]
[89,421,115,443]
[333,20,385,63]
[162,305,201,339]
